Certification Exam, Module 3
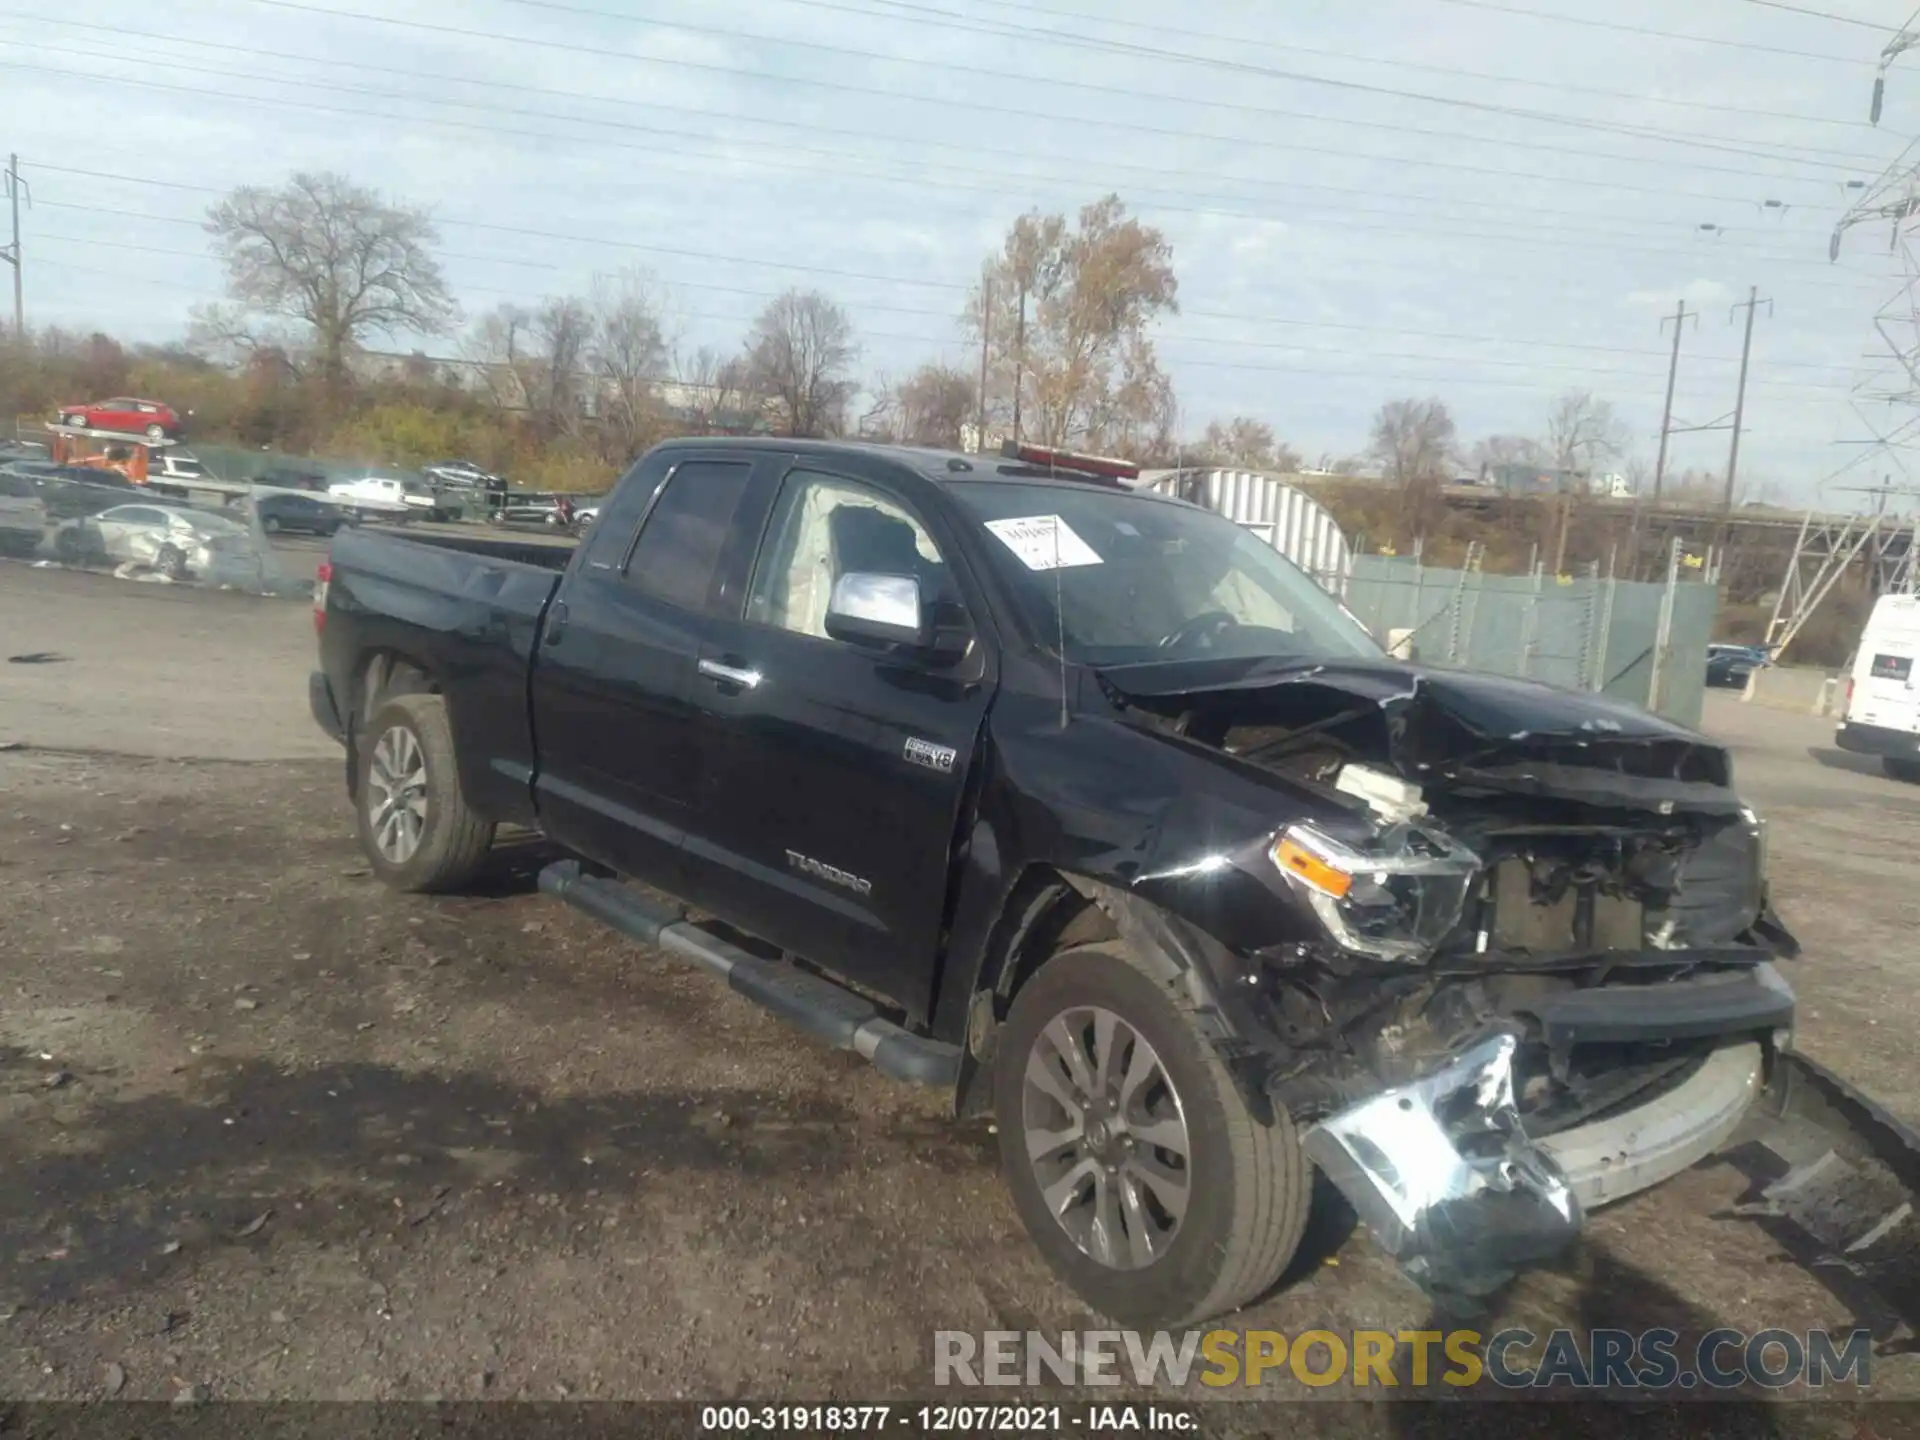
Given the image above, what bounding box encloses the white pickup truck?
[326,474,439,520]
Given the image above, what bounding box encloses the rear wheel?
[1885,757,1920,783]
[144,423,166,441]
[993,941,1311,1327]
[263,515,282,534]
[353,694,495,892]
[154,545,188,581]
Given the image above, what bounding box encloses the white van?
[1836,593,1920,781]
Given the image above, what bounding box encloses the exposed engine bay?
[1098,658,1805,1301]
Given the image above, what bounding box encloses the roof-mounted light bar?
[998,439,1140,482]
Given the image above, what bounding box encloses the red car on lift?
[55,397,183,440]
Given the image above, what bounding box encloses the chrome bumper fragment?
[1302,1032,1766,1298]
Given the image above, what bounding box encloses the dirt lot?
[2,560,1918,1421]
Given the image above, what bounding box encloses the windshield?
[950,482,1380,666]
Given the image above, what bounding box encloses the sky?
[4,0,1919,505]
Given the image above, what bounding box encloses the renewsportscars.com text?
[934,1327,1874,1391]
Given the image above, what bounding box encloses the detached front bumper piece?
[1303,1031,1766,1300]
[1302,1031,1582,1298]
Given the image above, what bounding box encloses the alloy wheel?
[367,725,429,863]
[1021,1005,1192,1270]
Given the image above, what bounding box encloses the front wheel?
[993,941,1311,1327]
[154,545,189,581]
[1885,756,1920,784]
[145,423,166,441]
[262,515,282,534]
[354,694,495,892]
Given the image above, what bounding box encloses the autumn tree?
[747,289,859,438]
[967,195,1178,453]
[1467,433,1549,476]
[1197,416,1302,471]
[198,172,457,403]
[867,362,977,448]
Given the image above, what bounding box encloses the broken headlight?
[1271,821,1482,963]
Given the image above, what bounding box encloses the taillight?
[314,560,332,635]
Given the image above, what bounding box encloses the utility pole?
[1011,284,1026,446]
[1725,286,1773,511]
[2,154,24,338]
[974,267,991,454]
[1653,299,1694,501]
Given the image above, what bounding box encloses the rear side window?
[623,460,753,612]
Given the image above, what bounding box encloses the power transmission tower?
[2,154,25,338]
[1724,287,1772,512]
[1653,299,1696,500]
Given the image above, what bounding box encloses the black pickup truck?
[311,437,1804,1325]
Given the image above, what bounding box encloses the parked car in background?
[1705,643,1770,690]
[54,503,253,581]
[4,460,141,519]
[329,473,438,518]
[0,467,47,556]
[258,466,331,493]
[489,494,568,526]
[255,492,348,536]
[55,398,183,440]
[151,452,209,483]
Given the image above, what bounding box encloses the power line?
[1431,0,1871,62]
[866,0,1887,129]
[489,0,1889,176]
[1735,0,1898,30]
[5,57,1884,276]
[239,0,1883,187]
[0,11,1859,240]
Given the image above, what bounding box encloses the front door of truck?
[682,465,993,1020]
[530,451,769,890]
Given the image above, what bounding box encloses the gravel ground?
[1,561,1917,1424]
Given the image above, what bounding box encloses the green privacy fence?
[1343,547,1718,728]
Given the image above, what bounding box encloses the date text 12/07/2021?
[700,1405,1196,1433]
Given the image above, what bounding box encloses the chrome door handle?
[698,658,762,690]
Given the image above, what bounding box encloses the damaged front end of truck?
[1092,657,1920,1331]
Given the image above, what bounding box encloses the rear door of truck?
[1850,594,1920,736]
[528,448,774,891]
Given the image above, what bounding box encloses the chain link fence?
[1344,550,1718,727]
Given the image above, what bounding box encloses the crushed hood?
[1097,655,1740,811]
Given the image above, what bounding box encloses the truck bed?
[356,524,575,571]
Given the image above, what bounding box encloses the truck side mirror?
[825,571,928,651]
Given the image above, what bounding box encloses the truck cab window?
[745,470,952,640]
[623,460,753,611]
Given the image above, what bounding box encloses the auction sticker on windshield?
[984,514,1103,571]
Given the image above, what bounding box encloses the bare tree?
[1467,433,1549,476]
[1544,390,1629,478]
[462,302,537,414]
[967,196,1178,452]
[672,345,756,433]
[1370,397,1456,491]
[891,362,981,448]
[747,290,859,438]
[590,269,670,458]
[202,172,456,402]
[528,297,593,440]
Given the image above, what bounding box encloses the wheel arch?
[952,868,1275,1125]
[344,649,444,799]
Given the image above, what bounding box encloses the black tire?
[145,423,166,441]
[1885,757,1920,784]
[353,694,495,893]
[155,545,188,581]
[993,941,1311,1327]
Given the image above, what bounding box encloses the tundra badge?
[904,737,957,773]
[785,850,873,896]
